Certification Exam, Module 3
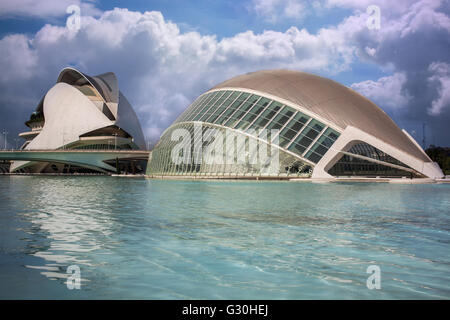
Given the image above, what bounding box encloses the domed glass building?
[146,70,443,179]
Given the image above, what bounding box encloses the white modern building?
[147,69,444,179]
[11,67,146,174]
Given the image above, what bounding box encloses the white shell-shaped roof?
[211,69,430,162]
[57,67,119,104]
[51,67,145,149]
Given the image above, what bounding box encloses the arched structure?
[11,67,146,174]
[147,69,443,179]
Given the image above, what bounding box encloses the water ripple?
[0,176,449,299]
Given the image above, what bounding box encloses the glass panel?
[288,119,324,156]
[277,112,310,148]
[206,91,241,124]
[328,154,420,178]
[192,91,222,121]
[215,92,250,125]
[197,91,232,121]
[78,86,96,96]
[191,93,212,114]
[178,94,208,122]
[346,142,408,166]
[305,151,323,164]
[304,128,340,163]
[185,93,214,121]
[247,101,282,131]
[264,107,295,132]
[224,95,259,128]
[235,98,271,130]
[146,122,316,177]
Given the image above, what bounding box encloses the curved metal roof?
[211,69,430,162]
[57,67,120,103]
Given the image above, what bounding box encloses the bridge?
[0,150,150,173]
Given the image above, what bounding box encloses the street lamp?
[14,138,20,150]
[62,130,66,150]
[2,129,8,150]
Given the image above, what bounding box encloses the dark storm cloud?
[348,0,450,146]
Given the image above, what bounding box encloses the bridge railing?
[0,149,150,153]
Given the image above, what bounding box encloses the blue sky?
[0,0,449,147]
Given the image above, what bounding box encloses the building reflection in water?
[20,176,120,283]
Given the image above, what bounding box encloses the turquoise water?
[0,176,449,299]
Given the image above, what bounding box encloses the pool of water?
[0,176,449,299]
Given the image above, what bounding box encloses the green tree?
[426,145,450,175]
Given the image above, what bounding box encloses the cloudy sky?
[0,0,449,148]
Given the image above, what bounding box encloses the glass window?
[235,98,271,130]
[191,91,222,121]
[304,128,340,163]
[224,95,260,128]
[206,91,241,124]
[305,151,323,164]
[178,94,208,122]
[197,91,232,121]
[264,107,295,132]
[288,119,324,156]
[189,93,216,120]
[247,101,282,131]
[78,85,96,96]
[277,112,310,148]
[215,92,250,125]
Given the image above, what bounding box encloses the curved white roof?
[211,69,430,162]
[22,68,146,150]
[56,67,146,149]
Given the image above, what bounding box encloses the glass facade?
[148,122,310,177]
[327,142,422,178]
[344,143,409,167]
[148,89,342,177]
[328,155,422,178]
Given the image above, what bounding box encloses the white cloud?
[326,0,422,16]
[0,8,363,142]
[398,0,450,37]
[428,61,450,115]
[0,34,37,81]
[248,0,307,22]
[283,0,305,18]
[351,73,411,110]
[213,25,356,72]
[328,0,450,38]
[336,0,450,141]
[364,46,376,56]
[0,0,101,19]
